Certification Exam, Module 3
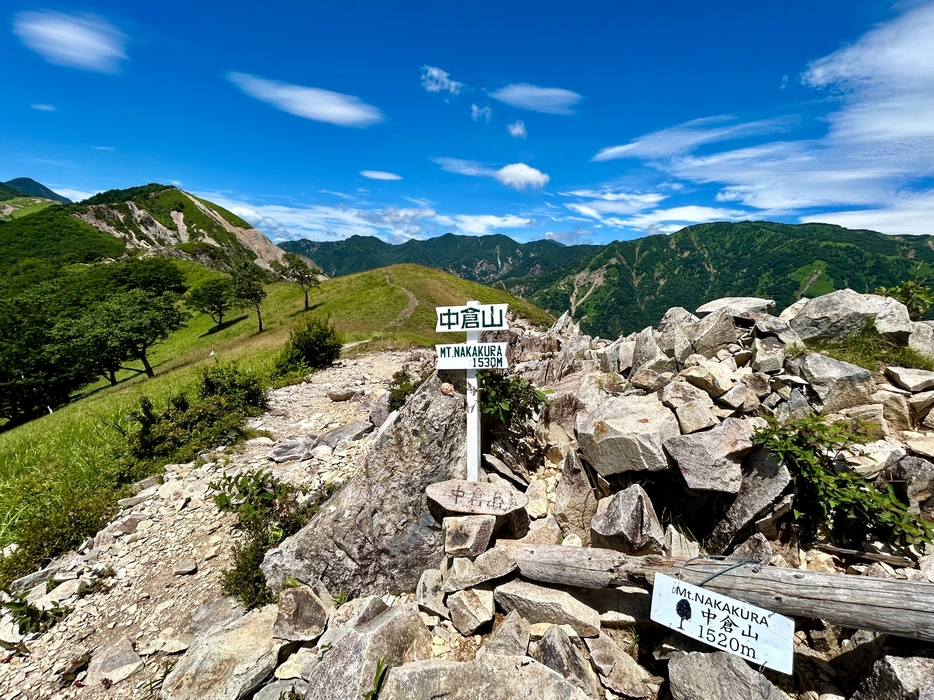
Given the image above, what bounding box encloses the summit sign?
[436,342,508,370]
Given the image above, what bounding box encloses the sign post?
[435,302,509,481]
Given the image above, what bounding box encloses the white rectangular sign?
[436,304,509,332]
[650,573,794,674]
[436,343,509,370]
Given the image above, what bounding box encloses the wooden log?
[506,543,934,642]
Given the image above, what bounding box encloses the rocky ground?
[3,289,934,699]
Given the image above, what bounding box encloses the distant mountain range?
[0,177,72,204]
[283,222,934,338]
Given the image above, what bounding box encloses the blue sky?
[2,1,931,245]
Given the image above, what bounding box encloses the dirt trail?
[385,273,419,327]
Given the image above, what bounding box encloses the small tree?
[272,252,322,312]
[231,260,268,333]
[188,278,237,328]
[102,290,189,378]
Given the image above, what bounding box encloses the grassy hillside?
[0,197,57,221]
[0,261,552,577]
[4,177,72,204]
[0,183,20,201]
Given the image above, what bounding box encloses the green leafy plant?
[806,322,933,372]
[145,661,174,698]
[333,590,350,609]
[478,371,547,434]
[363,658,389,700]
[0,590,70,635]
[875,279,934,321]
[276,688,304,700]
[275,315,342,377]
[386,365,424,411]
[753,414,934,547]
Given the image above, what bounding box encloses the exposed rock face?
[787,352,872,413]
[538,625,602,698]
[86,637,144,687]
[576,393,680,475]
[553,450,598,546]
[696,297,775,318]
[161,606,289,700]
[668,651,787,700]
[378,655,591,700]
[477,610,531,657]
[663,418,762,493]
[786,289,912,342]
[272,587,328,642]
[590,484,664,554]
[262,373,466,597]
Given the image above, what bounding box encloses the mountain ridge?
[1,177,72,204]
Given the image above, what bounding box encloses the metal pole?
[465,301,481,481]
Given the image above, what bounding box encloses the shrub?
[753,414,934,547]
[275,316,342,377]
[875,279,933,321]
[387,365,424,411]
[198,361,267,411]
[478,371,548,435]
[807,322,933,372]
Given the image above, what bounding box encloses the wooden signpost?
[435,302,509,481]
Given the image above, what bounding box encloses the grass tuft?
[806,322,933,372]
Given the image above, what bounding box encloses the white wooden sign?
[436,304,509,332]
[650,573,794,674]
[436,342,509,370]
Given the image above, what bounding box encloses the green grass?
[0,197,56,221]
[0,262,552,585]
[789,260,835,298]
[807,324,934,372]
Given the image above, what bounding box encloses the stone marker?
[427,479,528,516]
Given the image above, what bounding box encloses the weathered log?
[505,543,934,642]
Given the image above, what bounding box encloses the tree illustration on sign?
[676,598,692,630]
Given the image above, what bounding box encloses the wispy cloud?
[93,145,115,151]
[440,214,533,236]
[31,103,56,111]
[53,187,98,202]
[13,11,127,73]
[471,104,492,123]
[542,228,595,245]
[360,170,402,181]
[432,158,550,190]
[592,116,794,161]
[421,65,464,96]
[227,72,383,127]
[507,120,527,138]
[490,83,582,114]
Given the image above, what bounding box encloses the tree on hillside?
[52,310,132,386]
[102,290,190,377]
[231,260,267,333]
[188,278,237,328]
[271,252,322,312]
[110,257,187,296]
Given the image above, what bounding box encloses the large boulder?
[576,394,680,476]
[668,652,787,700]
[697,297,775,318]
[553,451,598,546]
[379,655,591,700]
[262,373,466,597]
[909,321,934,360]
[664,418,763,493]
[631,326,675,374]
[787,352,872,413]
[786,289,912,342]
[683,308,740,358]
[493,580,601,637]
[590,484,664,554]
[851,643,934,700]
[161,606,290,700]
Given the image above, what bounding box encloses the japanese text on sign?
[435,304,509,332]
[436,343,509,370]
[650,573,794,674]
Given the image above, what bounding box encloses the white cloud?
[53,187,99,201]
[93,145,115,151]
[360,170,402,180]
[432,158,549,190]
[507,120,527,138]
[489,83,582,114]
[13,11,127,73]
[31,103,56,111]
[227,72,383,127]
[471,104,492,123]
[542,228,595,245]
[801,193,934,235]
[611,205,750,229]
[421,65,464,95]
[448,214,533,236]
[494,163,550,190]
[592,116,793,161]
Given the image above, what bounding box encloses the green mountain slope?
[3,177,72,204]
[532,221,934,338]
[0,183,21,202]
[281,233,602,291]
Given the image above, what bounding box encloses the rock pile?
[3,290,934,699]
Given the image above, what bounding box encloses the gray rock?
[664,418,762,493]
[253,680,308,700]
[681,361,734,397]
[658,306,700,331]
[873,389,912,432]
[477,610,531,657]
[575,393,680,476]
[909,321,934,360]
[316,420,374,448]
[554,451,598,546]
[443,515,496,557]
[571,585,651,627]
[752,314,803,346]
[630,367,673,392]
[732,533,773,564]
[683,308,740,358]
[379,655,591,700]
[187,597,245,639]
[304,604,431,700]
[173,558,198,576]
[718,383,759,412]
[697,297,775,318]
[447,587,495,635]
[328,389,358,402]
[590,484,664,554]
[525,480,549,518]
[668,651,787,700]
[516,513,564,545]
[851,647,934,700]
[864,294,915,340]
[584,632,662,698]
[707,449,791,553]
[787,352,872,413]
[273,587,328,642]
[752,336,786,373]
[262,373,466,597]
[415,569,447,618]
[664,525,700,559]
[676,400,720,434]
[538,625,601,698]
[661,380,713,409]
[631,326,675,374]
[888,456,934,520]
[840,403,890,436]
[269,435,317,463]
[161,605,289,700]
[787,289,912,342]
[441,547,517,592]
[368,393,391,429]
[86,637,144,687]
[887,366,934,393]
[741,372,772,398]
[494,580,601,637]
